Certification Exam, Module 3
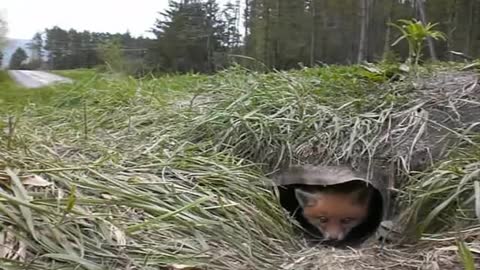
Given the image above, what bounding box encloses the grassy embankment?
[0,63,479,269]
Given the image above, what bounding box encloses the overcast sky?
[2,0,236,39]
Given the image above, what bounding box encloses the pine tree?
[44,27,70,69]
[29,33,44,60]
[223,2,242,50]
[9,47,28,69]
[26,32,44,69]
[150,0,228,73]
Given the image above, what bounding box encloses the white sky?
[1,0,235,39]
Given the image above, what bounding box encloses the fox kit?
[294,180,373,242]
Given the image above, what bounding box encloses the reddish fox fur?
[294,180,373,241]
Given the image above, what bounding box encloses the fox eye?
[341,218,354,224]
[317,216,328,223]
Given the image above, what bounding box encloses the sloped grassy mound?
[181,66,398,171]
[401,139,480,235]
[1,65,480,269]
[0,74,300,269]
[178,65,480,265]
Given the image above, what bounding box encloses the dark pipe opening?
[277,180,384,247]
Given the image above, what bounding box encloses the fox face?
[295,184,371,241]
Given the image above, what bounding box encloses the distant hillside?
[2,39,32,68]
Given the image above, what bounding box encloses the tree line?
[244,0,480,68]
[6,0,480,73]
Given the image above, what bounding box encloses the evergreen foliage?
[18,0,480,73]
[9,47,28,69]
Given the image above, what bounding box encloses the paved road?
[8,70,73,88]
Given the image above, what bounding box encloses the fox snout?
[321,229,346,241]
[294,185,371,243]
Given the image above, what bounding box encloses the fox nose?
[324,232,345,241]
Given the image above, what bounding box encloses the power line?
[43,48,149,52]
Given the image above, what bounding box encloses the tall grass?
[0,69,300,269]
[400,138,480,238]
[180,65,401,171]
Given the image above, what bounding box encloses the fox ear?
[295,189,317,208]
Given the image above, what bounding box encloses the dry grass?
[1,64,480,269]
